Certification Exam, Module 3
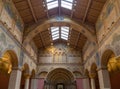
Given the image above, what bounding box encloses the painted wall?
[38,44,82,64]
[0,0,24,43]
[84,0,120,71]
[96,0,120,43]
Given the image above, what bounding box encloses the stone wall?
[0,0,24,43]
[84,0,120,72]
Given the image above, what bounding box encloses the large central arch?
[23,17,96,45]
[46,68,75,84]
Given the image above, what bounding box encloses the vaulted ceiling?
[12,0,106,50]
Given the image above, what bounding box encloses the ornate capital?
[89,73,96,78]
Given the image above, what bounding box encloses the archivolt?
[23,17,96,45]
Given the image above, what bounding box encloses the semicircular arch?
[24,18,96,45]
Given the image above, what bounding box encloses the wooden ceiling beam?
[74,33,81,48]
[27,0,37,23]
[82,0,92,23]
[39,33,45,47]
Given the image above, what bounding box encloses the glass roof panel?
[47,0,58,10]
[65,0,73,3]
[51,27,59,40]
[53,36,59,40]
[52,31,59,35]
[51,27,59,32]
[61,0,73,10]
[46,0,53,2]
[61,36,68,40]
[61,34,68,38]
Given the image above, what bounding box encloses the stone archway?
[45,68,75,89]
[0,50,18,89]
[101,49,120,89]
[90,63,100,89]
[20,63,30,89]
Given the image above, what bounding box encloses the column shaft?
[30,78,37,89]
[83,78,90,89]
[98,69,111,89]
[8,69,22,89]
[91,78,96,89]
[24,78,30,89]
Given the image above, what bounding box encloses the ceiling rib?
[74,32,81,48]
[82,0,92,23]
[27,0,37,23]
[39,33,45,47]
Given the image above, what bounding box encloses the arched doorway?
[101,49,120,89]
[0,50,18,89]
[90,63,100,89]
[20,63,30,89]
[46,68,75,89]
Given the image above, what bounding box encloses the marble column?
[83,77,90,89]
[8,68,22,89]
[97,67,111,89]
[89,73,96,89]
[30,78,38,89]
[24,74,30,89]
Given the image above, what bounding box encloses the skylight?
[46,0,58,10]
[50,26,69,41]
[61,26,69,40]
[51,27,59,40]
[61,0,73,10]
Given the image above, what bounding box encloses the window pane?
[52,31,59,35]
[53,36,59,40]
[64,0,73,3]
[52,34,59,38]
[61,36,68,40]
[47,1,58,10]
[51,27,59,32]
[61,27,69,32]
[61,31,68,35]
[61,34,68,38]
[46,0,53,2]
[61,0,72,10]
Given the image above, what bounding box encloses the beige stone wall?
[0,0,24,43]
[84,0,120,72]
[38,44,82,64]
[25,41,38,62]
[0,0,36,73]
[83,40,96,62]
[96,0,120,43]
